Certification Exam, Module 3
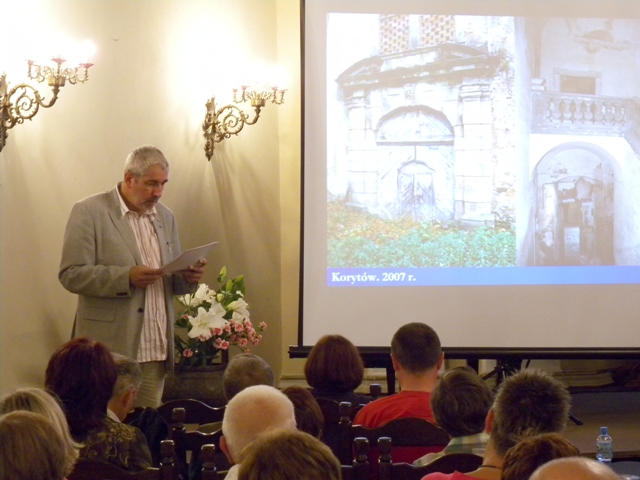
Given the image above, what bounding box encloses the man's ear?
[436,353,445,371]
[220,435,234,464]
[391,353,399,372]
[485,408,495,433]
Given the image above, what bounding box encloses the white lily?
[181,283,214,308]
[227,298,250,319]
[187,304,228,339]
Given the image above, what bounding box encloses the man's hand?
[130,265,165,289]
[179,258,207,284]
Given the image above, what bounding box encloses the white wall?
[0,0,302,393]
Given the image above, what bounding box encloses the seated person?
[354,322,443,428]
[282,385,324,439]
[223,353,275,401]
[110,353,168,467]
[109,353,142,422]
[501,433,580,480]
[421,370,571,480]
[530,457,619,480]
[0,387,79,477]
[0,410,76,480]
[305,334,369,405]
[414,367,493,466]
[220,385,297,480]
[238,428,341,480]
[45,337,153,471]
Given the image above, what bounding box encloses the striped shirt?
[117,187,167,363]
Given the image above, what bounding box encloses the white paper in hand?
[162,241,218,273]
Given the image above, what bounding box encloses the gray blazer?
[59,186,193,372]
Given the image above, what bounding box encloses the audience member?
[238,428,342,480]
[221,385,297,480]
[530,457,619,480]
[0,387,79,476]
[282,385,324,438]
[305,334,369,405]
[354,322,443,427]
[109,353,142,421]
[414,367,493,466]
[422,369,571,480]
[0,410,74,480]
[501,433,580,480]
[45,337,153,471]
[223,353,275,401]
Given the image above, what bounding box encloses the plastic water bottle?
[596,426,613,463]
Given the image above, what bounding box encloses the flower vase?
[162,350,228,407]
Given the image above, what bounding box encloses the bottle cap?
[600,426,608,435]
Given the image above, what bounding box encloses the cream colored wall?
[0,0,302,394]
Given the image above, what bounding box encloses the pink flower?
[234,323,245,333]
[239,338,248,348]
[259,322,267,330]
[213,327,223,336]
[224,324,231,333]
[183,349,193,358]
[198,335,207,342]
[221,341,230,349]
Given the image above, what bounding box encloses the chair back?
[316,400,353,464]
[158,399,225,426]
[378,437,482,480]
[341,437,371,480]
[169,407,228,479]
[351,418,449,470]
[68,440,176,480]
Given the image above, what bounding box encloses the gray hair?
[112,353,142,397]
[222,385,296,463]
[123,145,169,177]
[223,354,274,401]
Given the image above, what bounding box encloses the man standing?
[59,145,205,407]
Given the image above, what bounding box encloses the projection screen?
[299,0,640,355]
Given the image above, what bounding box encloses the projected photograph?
[325,14,640,278]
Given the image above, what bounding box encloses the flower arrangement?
[174,266,266,368]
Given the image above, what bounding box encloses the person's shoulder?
[74,187,117,210]
[421,472,462,480]
[107,417,147,441]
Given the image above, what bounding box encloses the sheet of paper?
[162,241,218,273]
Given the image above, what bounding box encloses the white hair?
[222,385,296,462]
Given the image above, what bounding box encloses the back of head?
[112,353,142,398]
[0,387,78,475]
[391,322,442,374]
[304,334,364,392]
[238,428,342,480]
[0,410,71,480]
[222,385,296,463]
[431,367,493,437]
[282,385,324,439]
[124,145,169,177]
[530,457,619,480]
[491,369,571,456]
[45,337,117,435]
[223,354,274,401]
[501,433,580,480]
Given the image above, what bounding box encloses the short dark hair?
[222,354,274,401]
[391,323,441,374]
[431,367,493,437]
[238,428,341,480]
[282,385,324,439]
[45,337,117,435]
[501,433,580,480]
[305,334,364,392]
[491,370,571,456]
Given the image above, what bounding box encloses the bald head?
[530,457,619,480]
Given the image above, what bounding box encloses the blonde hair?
[0,410,71,480]
[238,428,342,480]
[0,387,79,476]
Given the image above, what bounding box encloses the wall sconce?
[0,51,94,152]
[202,84,286,160]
